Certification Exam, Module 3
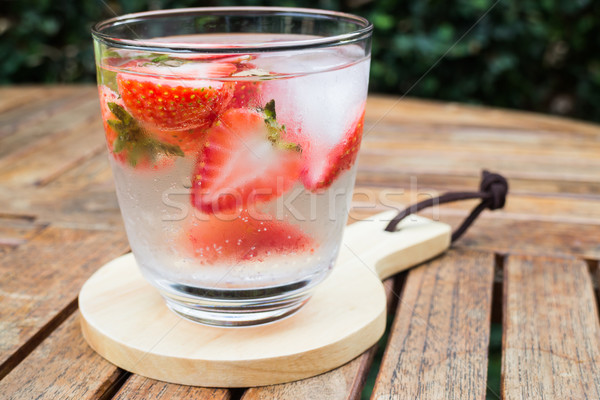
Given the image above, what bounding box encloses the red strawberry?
[183,210,314,263]
[117,61,236,132]
[98,86,183,170]
[191,102,302,214]
[229,62,264,108]
[300,104,366,191]
[230,79,262,108]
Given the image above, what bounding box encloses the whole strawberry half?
[300,104,366,191]
[98,86,184,169]
[191,100,302,214]
[183,210,314,264]
[117,61,236,133]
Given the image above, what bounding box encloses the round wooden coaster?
[79,212,450,387]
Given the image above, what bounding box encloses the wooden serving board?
[79,211,451,387]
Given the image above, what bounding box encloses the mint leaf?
[262,99,301,153]
[151,54,171,63]
[264,99,276,120]
[108,102,133,126]
[159,142,185,158]
[113,136,125,153]
[105,103,185,167]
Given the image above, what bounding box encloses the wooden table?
[1,86,600,399]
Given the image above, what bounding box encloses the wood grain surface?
[502,255,600,399]
[0,226,128,379]
[113,375,231,400]
[371,249,495,400]
[1,86,599,399]
[0,313,124,400]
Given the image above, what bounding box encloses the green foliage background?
[2,0,599,122]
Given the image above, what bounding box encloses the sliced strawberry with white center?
[191,102,302,214]
[117,61,236,132]
[183,210,314,263]
[300,103,366,191]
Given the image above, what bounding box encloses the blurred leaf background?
[2,0,599,122]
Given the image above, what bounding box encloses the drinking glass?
[92,7,372,326]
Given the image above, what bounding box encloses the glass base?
[163,294,310,327]
[162,290,311,327]
[155,278,318,327]
[145,263,334,327]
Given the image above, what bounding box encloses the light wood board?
[78,211,450,387]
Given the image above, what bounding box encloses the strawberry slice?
[183,210,314,263]
[117,61,236,132]
[300,104,366,191]
[191,101,302,214]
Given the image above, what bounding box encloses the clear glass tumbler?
[92,7,372,326]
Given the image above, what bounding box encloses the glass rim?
[91,6,373,53]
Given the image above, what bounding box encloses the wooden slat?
[361,96,600,197]
[356,149,600,185]
[0,225,129,377]
[355,170,600,198]
[502,255,600,399]
[351,187,600,225]
[0,216,43,248]
[47,150,116,190]
[0,186,123,229]
[113,375,231,400]
[371,249,494,399]
[0,313,125,400]
[0,88,59,115]
[453,217,600,260]
[0,86,96,141]
[0,96,105,185]
[363,124,600,154]
[365,96,600,136]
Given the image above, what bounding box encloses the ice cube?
[259,49,369,149]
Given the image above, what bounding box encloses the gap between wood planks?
[587,259,600,310]
[486,253,506,400]
[0,297,77,380]
[97,370,132,400]
[359,273,408,400]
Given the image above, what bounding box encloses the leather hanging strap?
[384,170,509,243]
